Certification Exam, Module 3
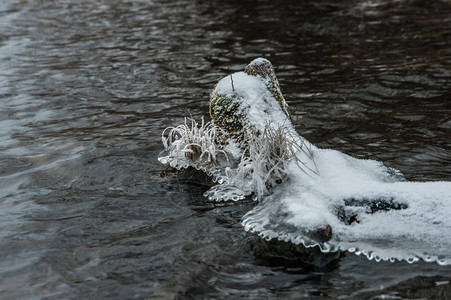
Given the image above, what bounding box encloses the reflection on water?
[0,0,449,298]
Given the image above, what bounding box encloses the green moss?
[209,92,245,136]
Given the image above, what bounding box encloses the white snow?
[242,147,451,265]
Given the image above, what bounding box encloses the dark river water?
[0,0,450,298]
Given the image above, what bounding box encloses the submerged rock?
[251,236,341,267]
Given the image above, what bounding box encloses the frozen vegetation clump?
[160,117,228,172]
[161,58,314,200]
[159,58,451,266]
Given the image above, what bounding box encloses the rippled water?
[0,0,450,298]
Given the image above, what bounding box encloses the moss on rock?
[209,58,291,145]
[209,92,245,136]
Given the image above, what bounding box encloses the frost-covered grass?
[230,124,317,199]
[160,117,228,168]
[160,117,317,200]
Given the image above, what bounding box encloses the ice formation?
[159,58,451,266]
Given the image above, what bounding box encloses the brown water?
[0,0,450,299]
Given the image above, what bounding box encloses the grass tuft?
[229,123,317,200]
[161,117,229,167]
